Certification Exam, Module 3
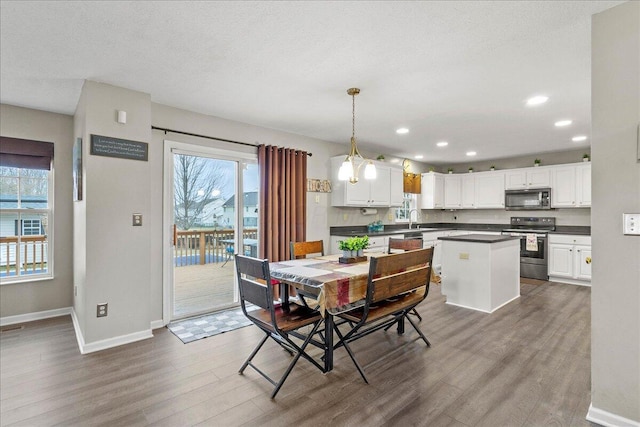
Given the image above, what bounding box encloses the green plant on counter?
[338,236,369,251]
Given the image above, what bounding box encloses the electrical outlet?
[97,303,108,317]
[388,213,393,220]
[343,214,348,221]
[459,253,469,260]
[132,213,142,226]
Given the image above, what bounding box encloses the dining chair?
[234,254,325,398]
[387,237,425,321]
[290,240,324,259]
[333,247,434,384]
[289,240,325,307]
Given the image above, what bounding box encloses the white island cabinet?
[438,234,520,313]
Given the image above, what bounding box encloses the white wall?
[74,81,152,345]
[0,105,74,317]
[590,2,640,424]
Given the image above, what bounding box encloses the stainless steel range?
[502,217,556,280]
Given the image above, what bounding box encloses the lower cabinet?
[548,234,592,285]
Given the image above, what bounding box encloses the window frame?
[395,193,418,223]
[0,167,54,284]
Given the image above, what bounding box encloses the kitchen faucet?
[408,208,421,229]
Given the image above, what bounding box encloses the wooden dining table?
[269,254,372,372]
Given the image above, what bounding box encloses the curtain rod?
[151,126,312,156]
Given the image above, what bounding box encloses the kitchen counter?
[438,234,520,244]
[330,222,591,237]
[439,233,520,313]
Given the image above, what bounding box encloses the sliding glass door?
[166,142,258,321]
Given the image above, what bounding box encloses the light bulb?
[339,159,353,181]
[364,161,376,180]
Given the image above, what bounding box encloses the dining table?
[269,253,372,372]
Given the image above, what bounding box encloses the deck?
[173,262,237,319]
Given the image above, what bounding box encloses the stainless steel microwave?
[505,188,552,210]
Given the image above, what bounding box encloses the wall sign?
[90,134,148,161]
[307,179,331,193]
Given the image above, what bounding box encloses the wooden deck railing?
[0,235,48,276]
[174,228,258,267]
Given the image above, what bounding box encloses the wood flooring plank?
[0,280,593,427]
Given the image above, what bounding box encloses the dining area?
[234,241,435,398]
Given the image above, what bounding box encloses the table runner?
[269,254,371,316]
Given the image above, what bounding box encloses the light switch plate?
[623,213,640,235]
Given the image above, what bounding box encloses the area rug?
[167,306,257,344]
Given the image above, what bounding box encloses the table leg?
[324,314,334,372]
[280,282,290,312]
[397,317,405,335]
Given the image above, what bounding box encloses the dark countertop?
[330,222,591,237]
[438,234,521,244]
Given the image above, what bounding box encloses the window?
[22,219,42,236]
[395,193,418,222]
[0,137,54,283]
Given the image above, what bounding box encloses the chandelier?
[338,88,376,184]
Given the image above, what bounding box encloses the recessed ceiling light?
[466,151,477,156]
[414,155,424,159]
[555,120,573,127]
[526,95,549,106]
[572,135,588,142]
[436,141,448,147]
[396,128,409,134]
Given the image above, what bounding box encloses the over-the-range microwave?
[505,188,552,210]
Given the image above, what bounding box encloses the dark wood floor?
[0,280,594,427]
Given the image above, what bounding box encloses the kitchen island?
[438,234,521,313]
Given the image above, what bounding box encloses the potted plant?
[447,167,453,174]
[338,236,369,258]
[376,154,385,161]
[490,165,496,171]
[338,239,355,258]
[534,159,541,167]
[428,166,435,173]
[583,153,590,162]
[468,167,474,173]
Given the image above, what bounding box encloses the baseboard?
[548,276,591,287]
[71,308,153,354]
[0,307,71,327]
[587,403,640,427]
[150,319,165,330]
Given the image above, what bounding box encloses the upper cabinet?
[505,167,551,190]
[443,175,462,208]
[474,171,506,208]
[330,156,401,207]
[551,163,591,208]
[420,172,444,209]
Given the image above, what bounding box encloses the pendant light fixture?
[338,87,376,184]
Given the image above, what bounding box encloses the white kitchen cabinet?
[330,157,399,207]
[422,231,446,273]
[461,174,476,208]
[389,168,404,207]
[421,172,444,209]
[329,235,392,255]
[575,163,591,207]
[551,163,591,208]
[548,234,592,285]
[505,167,550,190]
[474,171,505,209]
[444,175,462,208]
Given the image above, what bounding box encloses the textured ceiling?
[0,1,624,164]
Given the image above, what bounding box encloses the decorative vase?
[357,249,364,257]
[448,170,453,174]
[583,158,589,162]
[468,170,473,173]
[342,250,352,259]
[534,163,540,167]
[490,167,495,171]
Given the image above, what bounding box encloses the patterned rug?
[167,306,257,344]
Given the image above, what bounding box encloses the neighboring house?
[0,195,48,270]
[220,191,258,228]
